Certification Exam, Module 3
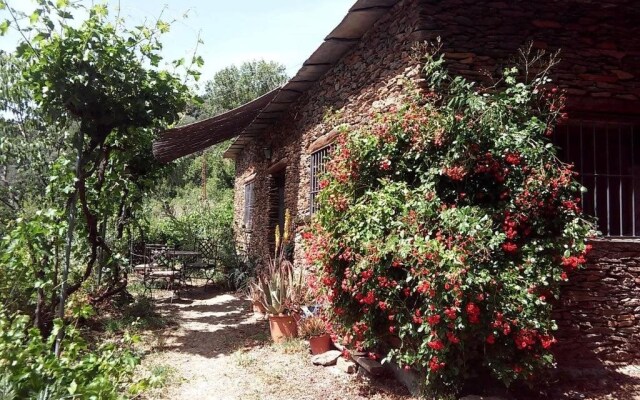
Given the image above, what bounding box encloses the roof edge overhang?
[153,89,279,163]
[153,0,400,162]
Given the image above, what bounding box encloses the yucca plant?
[251,266,289,315]
[249,210,307,315]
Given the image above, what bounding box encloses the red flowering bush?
[304,49,595,396]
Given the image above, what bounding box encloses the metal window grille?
[310,145,334,214]
[554,120,639,237]
[243,181,255,230]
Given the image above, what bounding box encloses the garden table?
[181,241,219,286]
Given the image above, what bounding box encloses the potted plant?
[299,316,333,355]
[248,283,266,315]
[250,210,306,343]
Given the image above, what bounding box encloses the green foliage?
[0,0,196,332]
[141,59,288,289]
[15,2,190,134]
[305,47,595,396]
[226,252,261,292]
[195,60,288,118]
[102,295,167,334]
[0,52,64,235]
[0,209,64,323]
[142,145,234,245]
[0,308,141,399]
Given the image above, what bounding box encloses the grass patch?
[148,364,178,388]
[273,338,307,354]
[102,295,168,335]
[233,351,258,368]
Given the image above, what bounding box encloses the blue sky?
[1,0,355,83]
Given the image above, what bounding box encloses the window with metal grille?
[554,120,640,237]
[243,181,255,230]
[310,145,334,214]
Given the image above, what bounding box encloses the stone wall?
[413,0,640,112]
[554,239,640,366]
[232,0,425,259]
[230,0,640,365]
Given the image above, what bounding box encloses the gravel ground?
[137,287,639,400]
[138,287,413,400]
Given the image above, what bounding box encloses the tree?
[0,52,68,234]
[0,0,195,340]
[194,60,288,118]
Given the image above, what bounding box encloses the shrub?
[0,308,142,399]
[304,47,594,396]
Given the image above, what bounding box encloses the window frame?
[554,119,639,237]
[243,180,255,231]
[309,144,334,215]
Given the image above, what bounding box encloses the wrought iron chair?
[133,244,180,298]
[182,238,218,286]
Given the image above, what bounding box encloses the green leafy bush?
[0,308,141,399]
[305,48,594,396]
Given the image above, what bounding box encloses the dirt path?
[138,287,640,400]
[139,288,414,400]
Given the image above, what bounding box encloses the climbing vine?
[305,46,595,395]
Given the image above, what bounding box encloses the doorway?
[268,170,286,252]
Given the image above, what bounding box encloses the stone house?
[154,0,640,368]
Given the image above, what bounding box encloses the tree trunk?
[54,131,83,357]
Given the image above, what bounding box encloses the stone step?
[352,355,385,376]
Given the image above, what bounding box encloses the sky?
[0,0,355,84]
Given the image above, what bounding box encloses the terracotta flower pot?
[292,311,301,323]
[269,314,298,343]
[308,333,333,355]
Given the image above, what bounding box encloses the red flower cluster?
[446,331,460,344]
[502,242,518,254]
[443,165,467,181]
[416,280,430,294]
[561,255,586,271]
[466,302,480,324]
[444,307,457,320]
[474,152,507,182]
[427,314,441,326]
[562,198,581,213]
[413,309,423,324]
[539,334,557,349]
[428,339,445,351]
[504,152,522,165]
[355,290,376,305]
[514,329,538,350]
[429,356,446,372]
[502,212,527,240]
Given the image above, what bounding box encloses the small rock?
[311,350,342,366]
[459,396,506,400]
[337,357,357,374]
